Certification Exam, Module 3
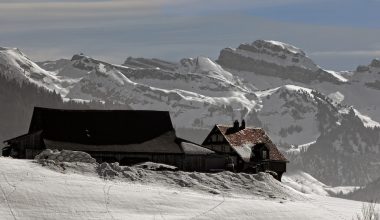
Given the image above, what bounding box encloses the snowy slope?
[0,157,367,220]
[283,170,358,196]
[66,60,259,135]
[255,85,342,146]
[0,47,75,96]
[7,48,377,149]
[289,108,380,186]
[47,53,364,149]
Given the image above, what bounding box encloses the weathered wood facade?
[202,120,288,181]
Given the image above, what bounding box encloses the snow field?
[0,157,367,220]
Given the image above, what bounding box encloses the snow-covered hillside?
[0,47,73,95]
[255,85,341,146]
[289,108,380,186]
[0,157,367,220]
[63,54,259,140]
[283,170,358,196]
[36,52,370,149]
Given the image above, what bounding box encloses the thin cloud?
[0,0,170,17]
[311,50,380,57]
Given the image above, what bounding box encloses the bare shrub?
[355,201,379,220]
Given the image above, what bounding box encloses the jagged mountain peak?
[216,39,348,84]
[0,47,72,95]
[71,53,88,61]
[256,84,315,100]
[245,40,306,56]
[179,56,234,82]
[370,58,380,68]
[356,58,380,73]
[0,47,26,57]
[220,39,318,71]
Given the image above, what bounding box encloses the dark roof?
[28,107,174,145]
[4,130,43,143]
[212,125,288,162]
[43,132,215,155]
[43,131,183,154]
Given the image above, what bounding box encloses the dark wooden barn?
[202,120,288,181]
[3,107,225,172]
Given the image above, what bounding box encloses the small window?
[217,134,224,142]
[211,134,217,142]
[262,150,267,159]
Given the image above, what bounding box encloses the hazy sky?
[0,0,379,70]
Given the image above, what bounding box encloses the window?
[217,134,224,142]
[262,150,267,159]
[211,134,217,142]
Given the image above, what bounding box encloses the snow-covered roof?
[215,125,288,163]
[180,142,215,155]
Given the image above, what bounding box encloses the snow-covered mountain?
[0,47,74,96]
[38,53,363,149]
[255,85,342,147]
[217,40,380,123]
[2,42,380,187]
[353,59,380,90]
[65,55,260,143]
[288,108,380,186]
[123,56,177,71]
[217,40,347,84]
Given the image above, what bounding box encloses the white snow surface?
[0,157,367,220]
[0,47,71,95]
[283,170,358,196]
[324,70,348,83]
[266,40,304,54]
[353,109,380,128]
[327,91,345,105]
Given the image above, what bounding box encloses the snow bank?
[133,161,178,171]
[0,157,366,220]
[33,150,301,200]
[94,161,304,200]
[35,149,96,163]
[283,171,358,196]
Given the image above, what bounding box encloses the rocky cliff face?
[217,40,346,84]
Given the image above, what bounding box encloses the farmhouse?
[3,107,225,172]
[3,107,288,180]
[202,120,288,180]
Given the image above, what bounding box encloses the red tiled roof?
[216,125,288,162]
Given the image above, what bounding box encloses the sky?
[0,0,380,70]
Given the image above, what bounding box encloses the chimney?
[233,120,239,130]
[240,119,246,130]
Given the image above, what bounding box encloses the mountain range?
[1,40,380,187]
